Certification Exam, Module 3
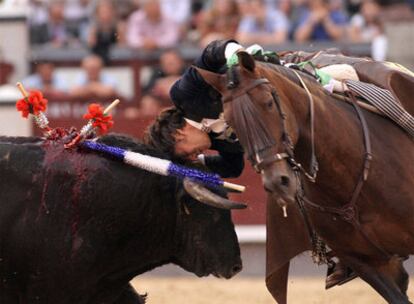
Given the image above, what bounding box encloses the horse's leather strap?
[303,91,390,258]
[291,69,319,179]
[222,78,270,102]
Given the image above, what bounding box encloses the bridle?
[225,68,391,260]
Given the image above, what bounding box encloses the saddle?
[281,50,414,138]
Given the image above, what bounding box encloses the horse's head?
[197,51,300,205]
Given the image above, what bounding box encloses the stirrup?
[325,261,358,290]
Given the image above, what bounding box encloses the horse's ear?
[194,66,226,94]
[237,51,256,72]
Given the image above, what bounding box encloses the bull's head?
[172,180,243,278]
[92,134,244,280]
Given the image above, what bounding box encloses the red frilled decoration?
[65,100,119,149]
[15,84,51,132]
[83,103,114,134]
[16,90,48,118]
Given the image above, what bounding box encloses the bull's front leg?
[0,292,20,304]
[112,284,146,304]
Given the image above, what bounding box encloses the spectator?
[348,0,387,60]
[344,0,363,15]
[28,0,49,27]
[160,0,191,25]
[117,0,138,20]
[236,0,289,45]
[22,61,67,95]
[69,55,118,99]
[349,0,382,42]
[88,0,126,63]
[30,1,71,46]
[279,0,294,16]
[236,0,251,16]
[197,0,240,47]
[64,0,94,41]
[126,0,180,50]
[140,49,186,116]
[288,0,310,39]
[294,0,348,42]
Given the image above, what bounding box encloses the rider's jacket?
[170,40,244,178]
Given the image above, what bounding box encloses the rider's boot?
[325,259,358,289]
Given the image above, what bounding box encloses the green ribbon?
[297,61,332,86]
[226,49,279,68]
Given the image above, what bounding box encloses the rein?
[290,70,319,181]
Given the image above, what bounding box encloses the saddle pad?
[345,79,414,138]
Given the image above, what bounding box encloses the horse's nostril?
[281,176,290,187]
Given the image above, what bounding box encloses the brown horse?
[197,52,414,304]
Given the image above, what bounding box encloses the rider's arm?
[170,39,242,122]
[194,39,238,72]
[202,138,245,178]
[204,151,245,179]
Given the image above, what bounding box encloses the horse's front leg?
[338,254,411,304]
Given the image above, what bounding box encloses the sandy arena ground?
[132,276,414,304]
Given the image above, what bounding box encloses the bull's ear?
[237,51,256,72]
[194,67,226,94]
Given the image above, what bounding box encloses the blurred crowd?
[27,0,414,52]
[13,0,414,115]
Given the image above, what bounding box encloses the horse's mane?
[231,93,276,161]
[256,61,333,102]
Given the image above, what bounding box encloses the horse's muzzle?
[262,169,297,203]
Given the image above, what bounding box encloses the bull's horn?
[183,178,247,210]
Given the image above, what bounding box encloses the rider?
[145,39,352,288]
[145,39,245,178]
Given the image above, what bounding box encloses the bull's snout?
[231,263,242,276]
[222,261,242,279]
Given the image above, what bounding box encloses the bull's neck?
[108,175,178,277]
[283,83,367,205]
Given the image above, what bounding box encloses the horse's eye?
[266,100,273,109]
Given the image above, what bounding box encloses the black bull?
[0,135,242,303]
